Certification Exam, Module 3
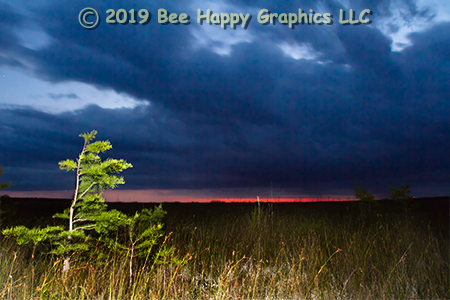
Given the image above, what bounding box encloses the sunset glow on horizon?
[200,198,358,203]
[5,190,358,203]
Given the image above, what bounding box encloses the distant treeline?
[1,196,448,230]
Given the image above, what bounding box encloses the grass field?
[0,197,448,299]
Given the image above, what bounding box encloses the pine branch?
[74,224,96,231]
[73,218,96,223]
[78,181,98,199]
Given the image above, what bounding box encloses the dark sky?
[0,0,449,200]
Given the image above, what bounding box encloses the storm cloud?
[0,0,448,199]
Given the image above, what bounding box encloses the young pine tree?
[355,186,380,219]
[389,183,413,204]
[389,183,414,216]
[55,130,132,271]
[0,164,12,193]
[0,164,12,228]
[3,130,133,274]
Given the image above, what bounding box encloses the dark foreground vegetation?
[0,197,449,299]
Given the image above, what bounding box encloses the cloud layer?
[0,0,449,198]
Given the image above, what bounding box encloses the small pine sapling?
[355,186,380,219]
[389,183,414,216]
[3,130,133,275]
[0,164,12,229]
[389,183,413,205]
[102,205,167,287]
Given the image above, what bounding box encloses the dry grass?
[0,202,448,299]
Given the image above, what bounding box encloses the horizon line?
[4,190,446,203]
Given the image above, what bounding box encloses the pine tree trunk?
[129,247,134,287]
[63,257,70,277]
[65,140,86,274]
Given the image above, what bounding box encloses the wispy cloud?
[48,93,79,100]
